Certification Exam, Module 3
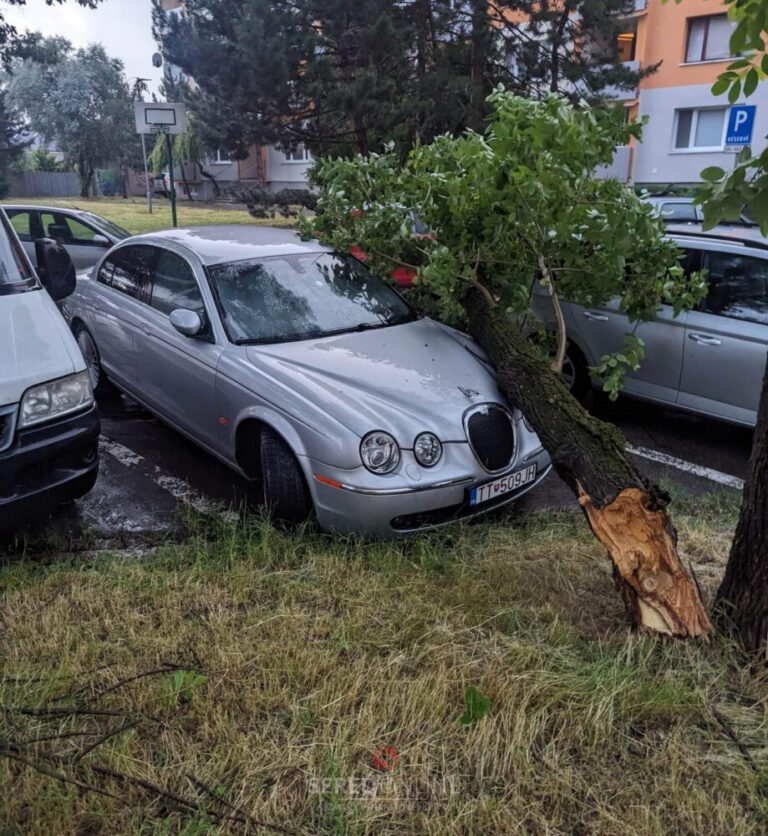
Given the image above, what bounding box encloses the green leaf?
[743,67,759,97]
[762,54,768,75]
[711,76,732,97]
[728,80,742,104]
[700,166,726,182]
[459,686,491,726]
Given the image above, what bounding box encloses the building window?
[674,107,726,150]
[283,145,310,163]
[214,148,232,164]
[617,31,637,63]
[685,15,734,63]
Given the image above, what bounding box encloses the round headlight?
[413,432,442,467]
[360,431,400,474]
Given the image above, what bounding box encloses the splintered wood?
[578,486,712,638]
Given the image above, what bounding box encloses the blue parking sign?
[725,105,756,148]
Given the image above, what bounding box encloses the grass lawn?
[4,196,298,235]
[1,492,767,834]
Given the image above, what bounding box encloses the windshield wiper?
[235,317,414,346]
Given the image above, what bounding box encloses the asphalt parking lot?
[5,390,753,552]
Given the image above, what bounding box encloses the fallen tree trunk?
[464,289,711,638]
[715,357,768,653]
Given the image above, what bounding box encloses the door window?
[97,245,157,304]
[701,251,768,325]
[151,250,205,316]
[5,209,34,242]
[40,212,103,246]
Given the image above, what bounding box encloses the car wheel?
[74,324,112,395]
[560,343,591,402]
[260,427,312,523]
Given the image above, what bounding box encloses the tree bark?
[463,289,711,638]
[715,356,768,654]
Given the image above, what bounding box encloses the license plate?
[469,464,538,507]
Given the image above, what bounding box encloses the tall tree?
[7,39,135,197]
[155,0,648,159]
[0,86,27,194]
[307,91,711,637]
[487,0,654,102]
[692,0,768,653]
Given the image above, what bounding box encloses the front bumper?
[0,403,100,530]
[307,436,551,537]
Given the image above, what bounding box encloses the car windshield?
[0,210,37,294]
[208,252,416,344]
[81,213,130,240]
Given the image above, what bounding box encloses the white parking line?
[99,437,237,520]
[626,444,745,491]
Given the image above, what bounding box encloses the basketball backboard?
[134,101,188,135]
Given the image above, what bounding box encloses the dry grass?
[1,497,767,835]
[3,196,298,234]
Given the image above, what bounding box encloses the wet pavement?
[3,390,753,554]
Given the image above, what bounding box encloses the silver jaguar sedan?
[62,226,551,536]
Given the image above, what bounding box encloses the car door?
[87,244,158,393]
[40,211,110,269]
[139,247,224,452]
[567,250,694,404]
[678,246,768,426]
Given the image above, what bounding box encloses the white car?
[0,208,99,531]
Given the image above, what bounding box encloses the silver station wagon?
[62,226,551,536]
[536,227,768,427]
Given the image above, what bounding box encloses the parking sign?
[725,104,756,150]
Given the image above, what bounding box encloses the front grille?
[0,405,17,454]
[465,404,516,472]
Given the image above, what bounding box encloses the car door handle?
[582,311,609,322]
[688,333,721,346]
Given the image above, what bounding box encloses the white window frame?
[213,148,233,165]
[282,145,311,164]
[672,107,727,153]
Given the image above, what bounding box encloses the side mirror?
[34,238,76,302]
[92,234,110,247]
[170,308,203,337]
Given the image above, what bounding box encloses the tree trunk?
[468,0,489,133]
[715,356,768,654]
[463,289,711,638]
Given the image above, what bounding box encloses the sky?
[4,0,164,95]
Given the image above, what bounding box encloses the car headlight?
[414,432,442,467]
[20,371,94,428]
[360,431,400,474]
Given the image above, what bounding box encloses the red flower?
[350,209,364,217]
[350,244,369,261]
[391,266,417,287]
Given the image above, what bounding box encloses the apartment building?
[618,0,766,185]
[157,0,312,193]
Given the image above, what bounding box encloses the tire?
[260,427,312,523]
[74,324,112,395]
[560,342,591,402]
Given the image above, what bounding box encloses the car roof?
[667,223,768,251]
[2,203,87,214]
[129,225,331,266]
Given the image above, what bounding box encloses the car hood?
[0,289,82,405]
[245,318,502,444]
